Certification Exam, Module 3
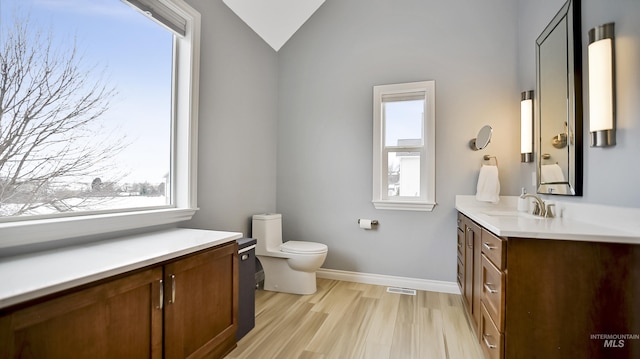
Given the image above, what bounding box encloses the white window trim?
[0,0,201,250]
[372,81,436,211]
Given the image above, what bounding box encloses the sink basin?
[483,210,520,217]
[482,210,542,219]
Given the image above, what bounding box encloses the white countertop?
[456,195,640,244]
[0,228,242,310]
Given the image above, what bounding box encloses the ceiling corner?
[222,0,326,51]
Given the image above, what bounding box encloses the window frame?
[0,0,201,249]
[372,81,436,211]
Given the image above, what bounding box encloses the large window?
[0,0,201,247]
[372,81,436,211]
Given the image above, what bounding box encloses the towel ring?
[483,155,498,167]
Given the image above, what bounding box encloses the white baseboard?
[316,268,461,295]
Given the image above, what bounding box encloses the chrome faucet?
[520,193,546,217]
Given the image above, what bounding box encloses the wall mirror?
[535,0,583,196]
[469,125,492,151]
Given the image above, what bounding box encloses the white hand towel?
[476,165,500,203]
[541,164,568,194]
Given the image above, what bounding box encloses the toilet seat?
[281,241,328,254]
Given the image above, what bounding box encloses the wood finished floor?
[226,278,484,359]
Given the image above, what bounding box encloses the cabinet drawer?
[480,303,504,359]
[481,228,505,269]
[481,254,505,331]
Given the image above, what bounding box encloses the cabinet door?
[164,242,238,359]
[464,222,474,310]
[0,268,163,359]
[457,227,465,292]
[462,216,482,330]
[505,238,640,359]
[471,221,483,332]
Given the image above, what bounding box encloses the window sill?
[372,200,436,212]
[0,208,198,250]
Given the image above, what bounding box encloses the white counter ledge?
[456,195,640,244]
[0,228,242,310]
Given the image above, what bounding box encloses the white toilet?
[252,213,328,295]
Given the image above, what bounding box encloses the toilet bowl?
[252,214,328,295]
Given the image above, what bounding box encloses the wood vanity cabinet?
[0,242,238,359]
[0,267,164,358]
[457,213,482,334]
[478,228,505,359]
[456,213,465,294]
[164,242,238,359]
[457,212,640,359]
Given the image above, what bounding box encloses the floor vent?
[386,287,417,296]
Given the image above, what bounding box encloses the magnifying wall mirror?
[469,125,493,151]
[535,0,583,196]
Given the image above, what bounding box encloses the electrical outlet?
[531,172,536,186]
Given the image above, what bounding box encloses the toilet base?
[257,255,319,295]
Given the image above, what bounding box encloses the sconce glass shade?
[520,90,534,162]
[588,23,615,147]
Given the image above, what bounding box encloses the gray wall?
[518,0,640,207]
[184,0,639,284]
[184,0,279,236]
[276,0,520,281]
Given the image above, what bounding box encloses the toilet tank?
[251,213,283,254]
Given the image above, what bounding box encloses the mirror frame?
[535,0,583,196]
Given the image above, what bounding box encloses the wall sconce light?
[588,22,615,147]
[520,90,534,162]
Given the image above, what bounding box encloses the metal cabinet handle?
[483,335,497,349]
[467,228,475,249]
[483,242,496,250]
[158,279,164,310]
[170,274,176,304]
[484,283,497,294]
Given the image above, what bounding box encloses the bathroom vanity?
[456,196,640,359]
[0,229,242,359]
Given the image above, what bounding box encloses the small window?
[373,81,436,211]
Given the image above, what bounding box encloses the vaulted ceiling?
[222,0,326,51]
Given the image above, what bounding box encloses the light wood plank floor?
[226,278,484,359]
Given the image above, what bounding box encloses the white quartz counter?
[0,228,242,310]
[456,195,640,244]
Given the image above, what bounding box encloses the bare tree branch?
[0,13,126,216]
